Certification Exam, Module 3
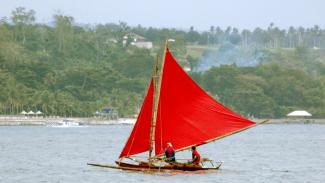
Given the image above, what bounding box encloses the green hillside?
[0,7,325,118]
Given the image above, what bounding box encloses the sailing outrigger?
[88,42,262,172]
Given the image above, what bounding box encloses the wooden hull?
[87,161,222,172]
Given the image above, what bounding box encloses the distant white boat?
[117,118,136,125]
[48,119,82,128]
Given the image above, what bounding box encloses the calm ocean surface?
[0,124,324,183]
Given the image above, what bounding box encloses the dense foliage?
[0,7,324,118]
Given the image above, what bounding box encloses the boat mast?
[148,55,159,162]
[148,40,168,163]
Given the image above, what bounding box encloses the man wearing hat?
[164,142,176,162]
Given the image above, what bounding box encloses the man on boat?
[164,142,176,162]
[191,146,201,166]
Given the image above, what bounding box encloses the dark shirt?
[164,147,176,162]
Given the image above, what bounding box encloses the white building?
[287,110,312,117]
[130,41,153,49]
[123,33,153,49]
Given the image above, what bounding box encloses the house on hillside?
[123,33,153,49]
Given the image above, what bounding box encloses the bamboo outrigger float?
[88,41,264,172]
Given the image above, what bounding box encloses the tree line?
[0,7,324,118]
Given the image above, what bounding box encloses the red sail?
[119,80,154,158]
[154,49,256,155]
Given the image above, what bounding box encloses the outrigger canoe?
[88,40,263,172]
[88,159,222,172]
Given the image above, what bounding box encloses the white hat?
[167,142,172,147]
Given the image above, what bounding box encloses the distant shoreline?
[0,116,324,126]
[261,118,325,124]
[0,116,135,126]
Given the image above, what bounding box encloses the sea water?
[0,124,324,183]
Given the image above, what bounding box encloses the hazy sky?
[1,0,324,30]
